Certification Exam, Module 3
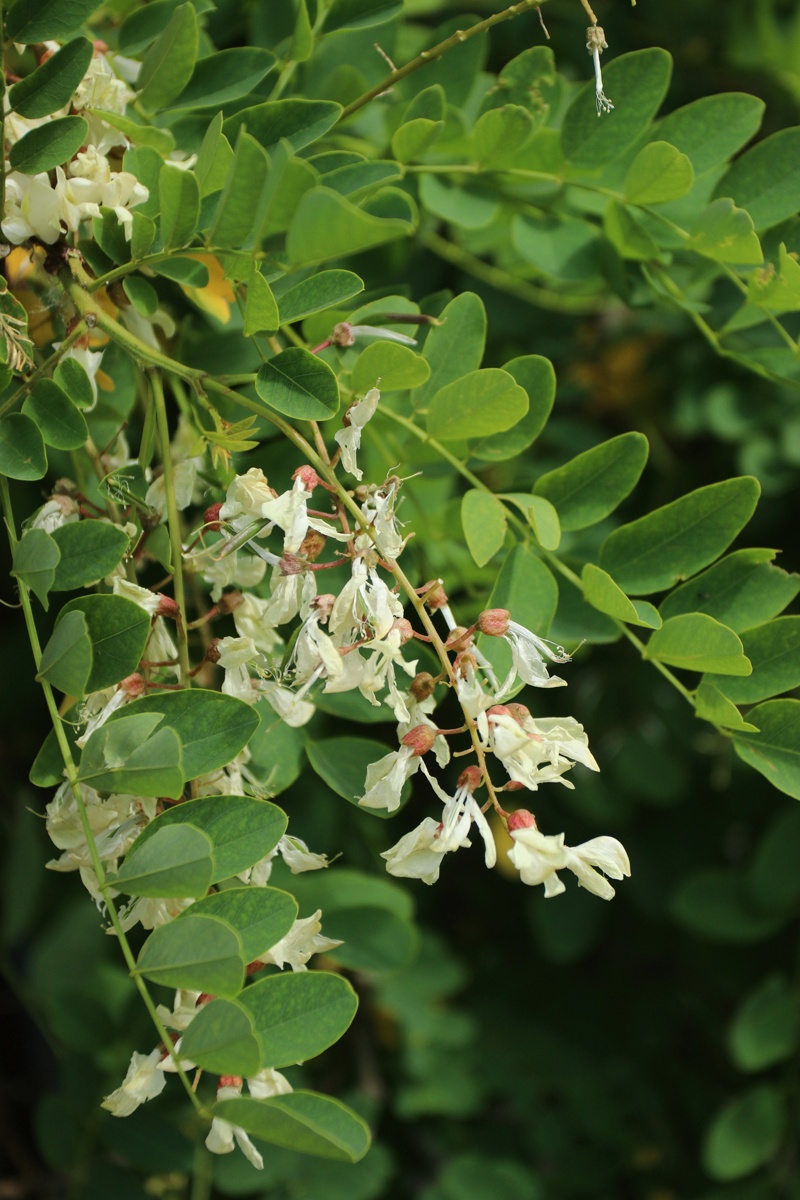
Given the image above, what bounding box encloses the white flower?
[488,708,598,791]
[219,468,276,532]
[63,147,149,234]
[216,635,260,703]
[496,620,571,695]
[30,495,80,533]
[359,744,421,812]
[255,910,342,972]
[206,1083,264,1169]
[117,895,194,933]
[257,679,315,728]
[421,762,496,868]
[334,388,380,480]
[278,835,330,873]
[101,1048,167,1116]
[232,592,283,656]
[357,479,405,561]
[260,472,316,553]
[508,826,630,899]
[155,989,203,1031]
[381,818,448,884]
[144,460,196,518]
[247,1068,292,1099]
[2,172,63,244]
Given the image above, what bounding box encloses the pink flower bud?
[487,704,513,720]
[410,671,437,701]
[401,725,436,757]
[218,1076,242,1090]
[445,626,473,652]
[477,608,510,636]
[206,638,222,664]
[331,321,356,347]
[280,553,304,576]
[293,465,319,492]
[300,529,325,561]
[393,618,415,644]
[457,765,483,793]
[204,502,224,530]
[507,809,537,831]
[506,702,531,724]
[120,672,145,697]
[156,594,180,619]
[453,650,478,677]
[217,590,243,614]
[421,580,448,610]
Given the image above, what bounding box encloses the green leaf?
[732,700,800,799]
[180,997,263,1076]
[286,188,413,266]
[50,522,128,591]
[427,369,527,440]
[58,593,149,691]
[645,614,751,674]
[244,269,280,337]
[603,201,661,262]
[87,109,175,155]
[239,972,358,1068]
[285,865,413,921]
[123,276,159,317]
[153,257,209,286]
[278,270,364,324]
[247,702,307,795]
[291,0,313,60]
[534,432,648,531]
[137,2,198,111]
[747,243,800,313]
[114,825,214,899]
[256,348,339,421]
[659,548,800,632]
[323,906,418,974]
[473,355,555,462]
[653,93,765,174]
[624,141,694,204]
[0,413,47,480]
[22,381,87,451]
[159,166,199,250]
[418,174,499,230]
[708,617,800,703]
[223,100,342,156]
[512,213,600,281]
[581,564,662,629]
[54,357,95,410]
[12,528,59,609]
[9,37,93,118]
[599,477,761,595]
[6,0,102,41]
[213,1092,370,1162]
[750,807,800,912]
[306,737,411,818]
[210,132,270,248]
[702,1086,785,1181]
[37,609,92,697]
[168,47,276,110]
[479,544,559,687]
[186,888,298,961]
[105,690,260,780]
[671,868,784,943]
[713,128,800,231]
[560,48,673,168]
[689,198,763,265]
[350,342,430,393]
[78,713,184,798]
[195,114,233,198]
[472,105,533,168]
[324,0,402,32]
[729,977,798,1072]
[414,292,487,410]
[9,115,88,174]
[126,795,287,882]
[461,490,507,568]
[391,118,443,163]
[92,208,131,265]
[136,914,245,997]
[502,493,560,551]
[694,681,757,732]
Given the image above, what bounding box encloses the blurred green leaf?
[729,976,798,1072]
[462,490,507,567]
[702,1085,785,1180]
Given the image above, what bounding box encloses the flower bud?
[445,625,472,652]
[217,590,244,614]
[401,724,436,757]
[280,553,304,576]
[156,594,180,619]
[457,765,483,793]
[293,465,319,492]
[120,672,145,697]
[453,650,477,677]
[393,618,415,645]
[410,671,437,701]
[331,321,356,347]
[300,529,326,561]
[507,809,538,831]
[476,608,510,636]
[204,502,224,530]
[487,704,513,720]
[206,638,222,664]
[506,702,531,724]
[420,580,448,610]
[218,1076,242,1090]
[312,593,336,619]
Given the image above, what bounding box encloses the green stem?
[340,0,546,121]
[151,370,192,685]
[0,320,87,418]
[421,229,605,314]
[0,476,205,1116]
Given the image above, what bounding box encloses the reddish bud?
[445,625,473,652]
[477,608,510,636]
[280,553,304,576]
[197,993,215,1005]
[507,809,537,831]
[420,580,448,610]
[120,672,145,698]
[410,671,437,701]
[217,590,243,614]
[453,650,477,678]
[331,321,356,347]
[156,594,180,619]
[92,39,109,52]
[300,529,326,561]
[394,618,415,645]
[206,638,222,664]
[218,1076,242,1090]
[457,765,483,793]
[506,702,531,724]
[293,465,319,492]
[401,724,436,757]
[502,781,525,792]
[204,502,224,530]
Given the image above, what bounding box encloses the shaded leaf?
[645,614,752,675]
[239,972,358,1068]
[214,1092,370,1162]
[136,914,245,997]
[114,825,214,898]
[9,115,88,174]
[256,348,339,420]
